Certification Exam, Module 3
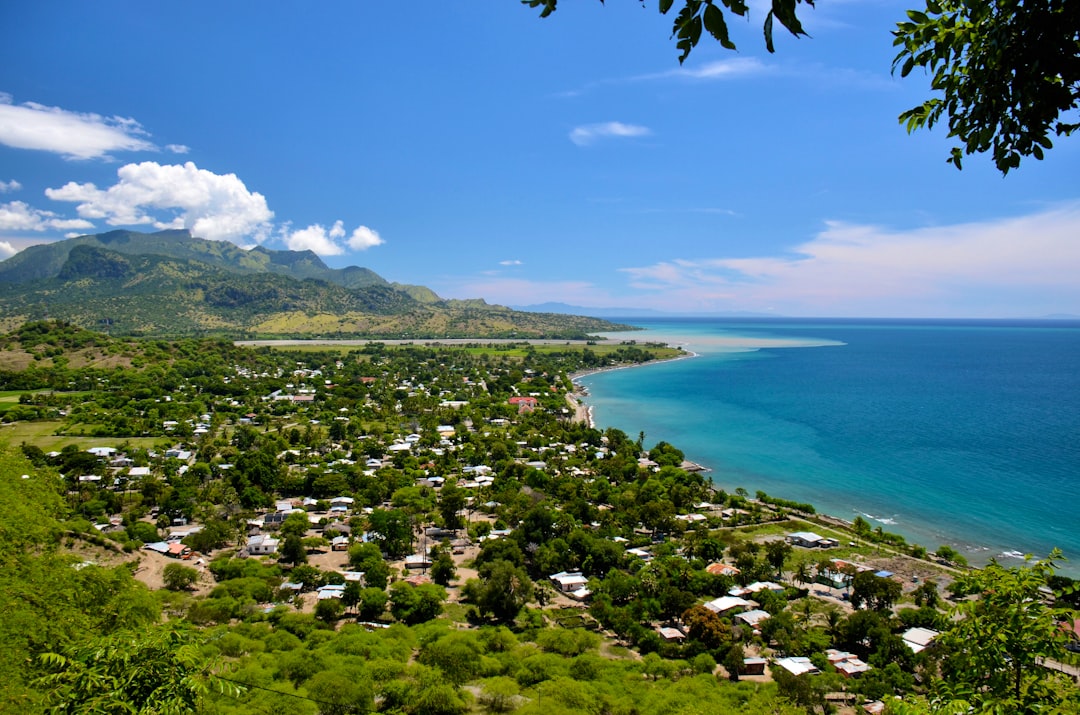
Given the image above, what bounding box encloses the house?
[788,531,839,549]
[729,581,784,597]
[735,609,771,629]
[247,534,280,555]
[827,649,871,678]
[167,542,192,560]
[741,657,768,675]
[331,535,350,551]
[901,627,940,653]
[144,541,171,555]
[342,571,365,584]
[703,596,751,615]
[317,584,345,600]
[404,554,432,569]
[775,657,820,676]
[705,563,740,577]
[550,571,589,593]
[656,626,685,642]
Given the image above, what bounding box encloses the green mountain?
[0,230,628,339]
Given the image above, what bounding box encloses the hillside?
[0,231,629,339]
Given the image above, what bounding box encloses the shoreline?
[569,344,1071,575]
[567,350,700,429]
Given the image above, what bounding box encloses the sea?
[577,318,1080,576]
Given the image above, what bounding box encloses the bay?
[578,318,1080,575]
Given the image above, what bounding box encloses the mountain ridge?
[0,231,631,339]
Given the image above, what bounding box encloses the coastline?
[569,325,1079,577]
[567,350,700,429]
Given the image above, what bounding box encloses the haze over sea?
[579,318,1080,576]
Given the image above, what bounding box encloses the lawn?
[0,420,164,451]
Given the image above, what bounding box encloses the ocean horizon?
[578,317,1080,577]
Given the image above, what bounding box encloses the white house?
[550,571,589,593]
[247,534,280,555]
[703,596,751,614]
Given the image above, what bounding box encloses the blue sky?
[1,1,1077,318]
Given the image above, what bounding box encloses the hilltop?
[0,230,629,340]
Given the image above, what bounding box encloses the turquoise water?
[579,318,1080,574]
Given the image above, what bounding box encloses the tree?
[471,560,534,623]
[526,0,813,61]
[924,552,1080,713]
[280,534,307,566]
[162,563,199,591]
[893,0,1079,172]
[388,582,445,624]
[315,597,345,625]
[850,571,902,612]
[430,548,456,586]
[37,625,240,714]
[437,479,466,531]
[357,587,388,621]
[764,539,792,578]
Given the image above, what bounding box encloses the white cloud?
[279,221,384,256]
[619,203,1080,317]
[0,179,21,193]
[0,200,94,232]
[165,144,190,154]
[569,121,651,146]
[45,161,274,244]
[0,240,15,258]
[348,225,384,250]
[0,93,154,159]
[284,223,345,256]
[639,57,771,81]
[499,259,523,266]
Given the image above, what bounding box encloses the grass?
[0,420,164,451]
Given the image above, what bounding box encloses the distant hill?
[511,302,778,319]
[0,230,629,339]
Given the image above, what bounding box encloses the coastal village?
[1,321,1078,714]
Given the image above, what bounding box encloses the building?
[550,571,589,593]
[788,531,839,549]
[247,534,280,556]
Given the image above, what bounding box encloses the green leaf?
[659,0,675,14]
[764,11,775,53]
[703,4,736,50]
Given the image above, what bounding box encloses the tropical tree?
[912,552,1080,714]
[162,563,199,592]
[37,625,240,714]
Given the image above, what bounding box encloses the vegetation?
[0,319,1076,714]
[0,230,630,339]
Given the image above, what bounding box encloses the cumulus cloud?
[619,203,1080,317]
[0,240,16,258]
[284,223,345,256]
[0,200,94,233]
[569,121,650,146]
[347,225,384,250]
[165,144,190,154]
[45,161,274,244]
[278,221,384,256]
[0,93,155,159]
[0,179,21,193]
[499,259,523,266]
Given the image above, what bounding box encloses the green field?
[0,420,164,451]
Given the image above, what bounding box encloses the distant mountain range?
[0,230,627,339]
[510,302,778,319]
